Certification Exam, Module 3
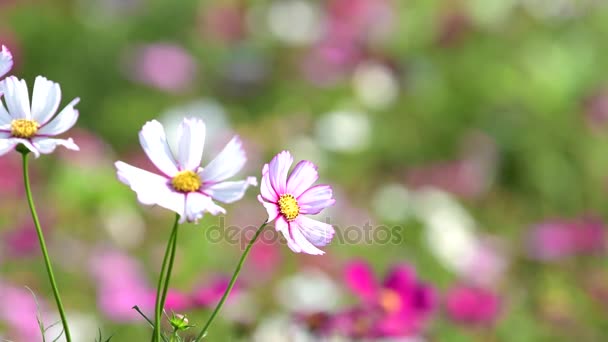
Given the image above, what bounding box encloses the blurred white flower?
[372,183,412,222]
[277,269,342,313]
[46,312,99,342]
[253,315,316,342]
[100,202,146,249]
[267,0,324,46]
[316,110,371,153]
[353,61,399,110]
[288,135,328,172]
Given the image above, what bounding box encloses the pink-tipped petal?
[32,137,79,154]
[200,136,247,183]
[30,76,61,125]
[344,260,379,302]
[177,117,205,171]
[138,120,179,177]
[294,216,335,247]
[286,160,319,197]
[276,216,301,253]
[203,176,257,203]
[0,45,13,78]
[268,150,293,195]
[298,184,335,215]
[115,161,184,215]
[290,221,325,255]
[0,76,31,119]
[258,195,279,222]
[37,98,80,136]
[260,166,278,202]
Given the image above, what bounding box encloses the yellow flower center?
[11,119,39,138]
[379,289,402,313]
[278,194,300,221]
[171,170,201,193]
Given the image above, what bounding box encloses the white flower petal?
[258,195,279,222]
[0,137,17,156]
[138,120,179,177]
[294,216,334,248]
[0,103,11,127]
[8,138,40,158]
[275,216,301,253]
[290,221,325,255]
[260,165,278,202]
[32,137,79,154]
[31,76,61,125]
[286,160,318,197]
[203,177,257,203]
[298,185,335,215]
[177,117,205,171]
[0,45,13,78]
[200,136,246,183]
[184,192,211,223]
[0,76,31,119]
[37,98,80,136]
[115,161,184,216]
[268,150,293,195]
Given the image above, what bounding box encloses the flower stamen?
[171,170,201,193]
[11,119,39,138]
[278,194,300,221]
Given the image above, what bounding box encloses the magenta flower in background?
[0,45,13,78]
[124,43,197,93]
[191,276,241,308]
[527,216,606,261]
[115,118,256,223]
[0,281,51,341]
[0,76,80,157]
[258,151,336,255]
[343,260,437,337]
[445,285,501,326]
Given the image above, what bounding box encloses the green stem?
[152,214,180,342]
[194,221,268,341]
[20,151,72,342]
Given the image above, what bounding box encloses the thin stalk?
[20,151,72,342]
[152,214,180,342]
[194,221,268,341]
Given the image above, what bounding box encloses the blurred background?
[2,0,608,341]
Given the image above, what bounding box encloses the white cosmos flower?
[115,118,257,223]
[0,76,80,157]
[0,45,13,79]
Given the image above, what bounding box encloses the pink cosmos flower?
[0,76,80,157]
[115,118,256,223]
[445,285,501,326]
[343,260,437,337]
[0,45,12,78]
[258,151,336,255]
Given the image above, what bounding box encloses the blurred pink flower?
[258,151,336,255]
[0,281,49,341]
[0,151,28,198]
[343,260,437,337]
[124,43,197,93]
[527,216,606,261]
[198,4,247,44]
[584,88,608,130]
[57,128,113,168]
[2,219,49,258]
[445,285,501,326]
[191,276,241,308]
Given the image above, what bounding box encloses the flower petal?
[30,76,61,125]
[286,160,318,197]
[268,150,292,195]
[275,216,301,253]
[184,192,228,223]
[200,136,247,183]
[294,216,335,247]
[203,177,257,203]
[0,76,31,119]
[260,164,278,202]
[382,264,417,293]
[344,260,379,302]
[10,138,39,158]
[0,45,13,78]
[258,195,279,222]
[37,98,80,136]
[0,102,11,128]
[298,185,335,215]
[177,117,205,171]
[31,137,79,155]
[115,161,184,216]
[0,137,17,156]
[138,120,179,177]
[290,220,325,255]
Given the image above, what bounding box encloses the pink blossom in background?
[461,235,509,287]
[527,216,606,262]
[57,128,113,168]
[445,285,501,326]
[89,249,153,321]
[198,4,247,44]
[191,276,241,309]
[583,88,608,130]
[0,151,28,198]
[326,0,394,43]
[0,281,49,341]
[342,260,437,338]
[162,289,192,312]
[123,43,197,93]
[2,219,48,258]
